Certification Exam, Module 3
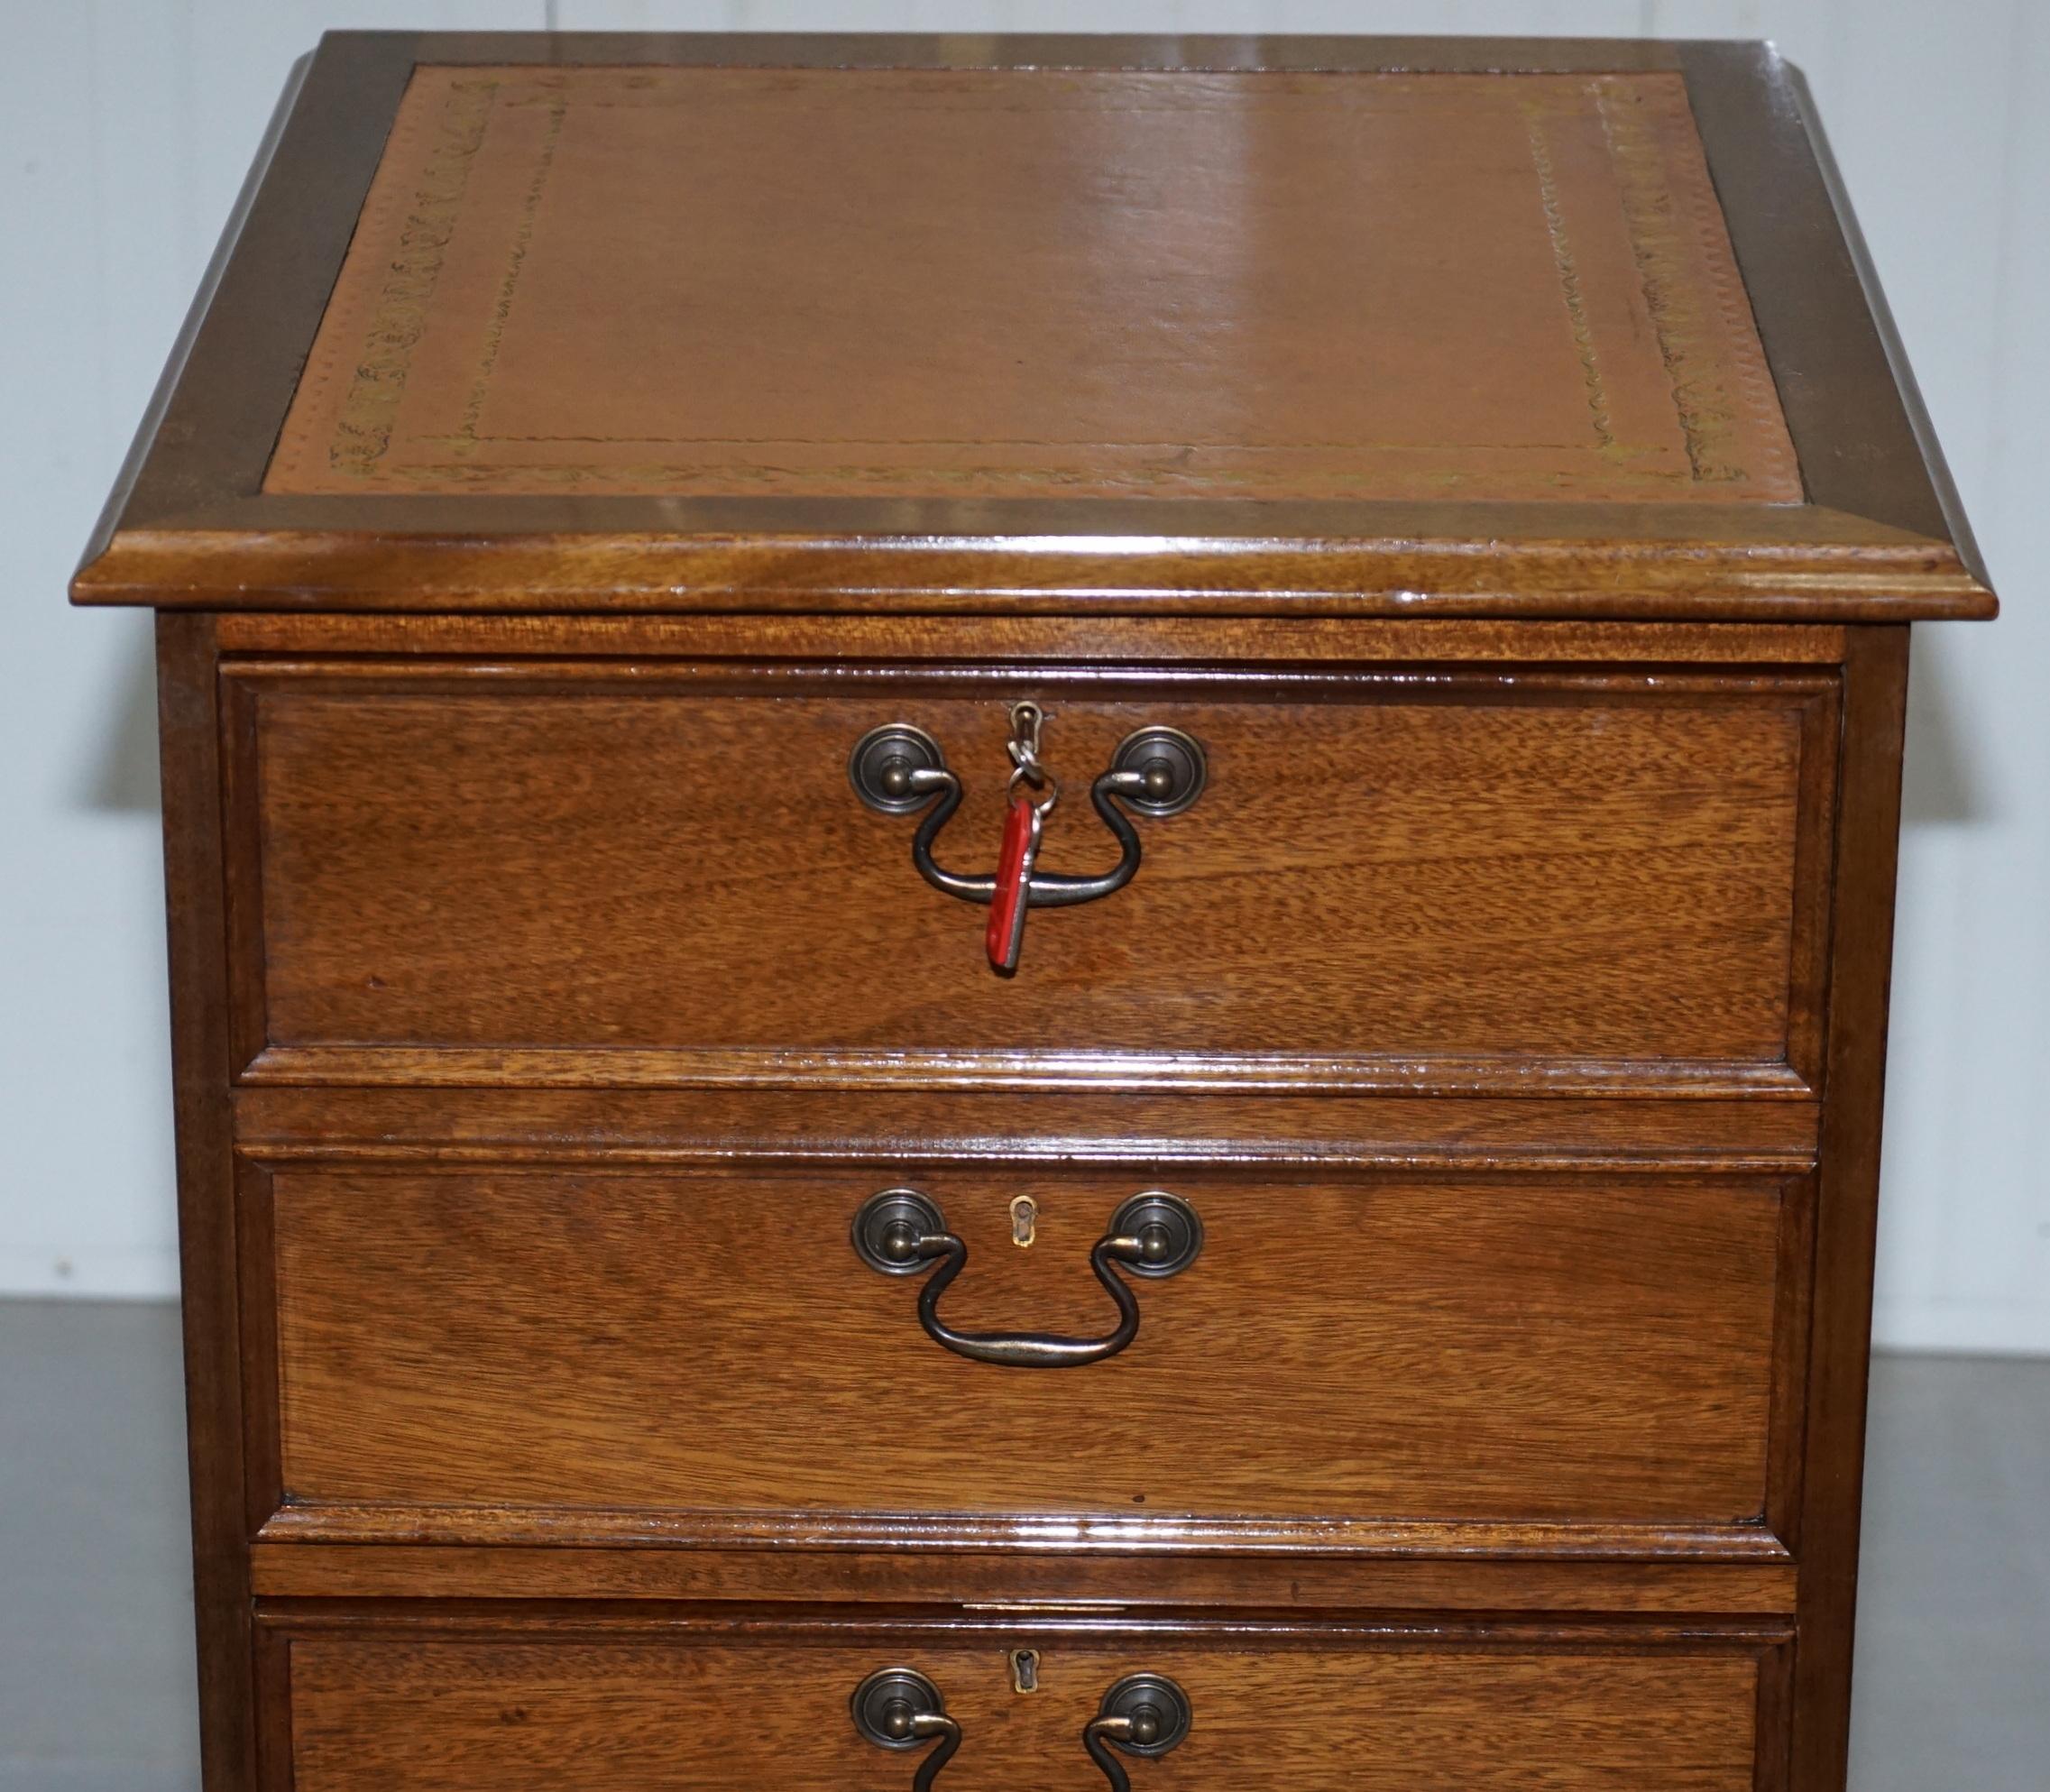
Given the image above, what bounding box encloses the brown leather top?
[267,65,1801,505]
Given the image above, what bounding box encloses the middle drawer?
[244,1161,1805,1550]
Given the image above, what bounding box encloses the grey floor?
[1,1303,2045,1789]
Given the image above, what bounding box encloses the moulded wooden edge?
[234,1043,1820,1100]
[246,1601,1800,1654]
[399,29,1705,74]
[232,1115,1820,1172]
[207,613,1857,662]
[245,1542,1800,1613]
[228,1086,1824,1173]
[70,54,318,585]
[1683,42,1992,590]
[70,521,1997,619]
[234,1139,1820,1172]
[253,1503,1794,1563]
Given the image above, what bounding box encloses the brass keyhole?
[1009,1195,1037,1249]
[1008,1649,1040,1695]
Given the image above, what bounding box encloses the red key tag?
[986,793,1043,973]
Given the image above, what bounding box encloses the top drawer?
[221,660,1834,1094]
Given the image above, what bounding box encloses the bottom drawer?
[264,1613,1788,1791]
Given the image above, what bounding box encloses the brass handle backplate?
[851,1668,962,1792]
[1086,1674,1194,1790]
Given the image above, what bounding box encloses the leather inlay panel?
[267,66,1802,503]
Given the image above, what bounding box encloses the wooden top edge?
[1770,58,1993,593]
[369,29,1713,74]
[71,522,1996,620]
[77,32,1997,622]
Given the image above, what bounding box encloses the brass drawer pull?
[851,1189,1202,1368]
[848,710,1206,971]
[851,1668,962,1790]
[1086,1674,1194,1789]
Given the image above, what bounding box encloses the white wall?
[5,0,2044,1351]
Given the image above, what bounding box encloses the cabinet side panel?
[158,612,253,1792]
[1791,624,1910,1792]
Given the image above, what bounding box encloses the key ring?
[1008,761,1060,819]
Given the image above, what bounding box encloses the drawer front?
[271,1618,1782,1792]
[223,662,1832,1093]
[253,1163,1802,1545]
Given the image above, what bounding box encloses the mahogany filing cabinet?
[74,32,1997,1792]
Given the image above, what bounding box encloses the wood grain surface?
[261,1163,1792,1530]
[245,1542,1798,1611]
[76,518,1993,617]
[208,612,1856,665]
[225,666,1830,1091]
[156,617,261,1792]
[276,1622,1773,1792]
[231,1085,1823,1172]
[1789,627,1910,1791]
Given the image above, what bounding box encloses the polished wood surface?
[69,35,1992,619]
[246,1544,1798,1612]
[268,67,1798,506]
[259,1162,1794,1530]
[1790,626,1910,1791]
[156,615,258,1792]
[207,612,1857,665]
[225,666,1831,1091]
[232,1085,1823,1172]
[77,517,1990,616]
[274,1620,1778,1792]
[86,35,1998,1792]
